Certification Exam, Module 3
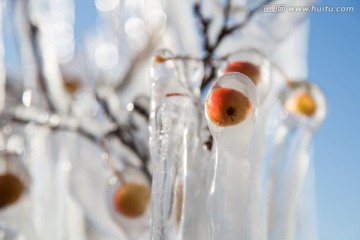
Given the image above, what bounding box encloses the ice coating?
[149,49,183,134]
[247,63,280,240]
[173,58,205,98]
[219,50,275,239]
[149,49,200,240]
[150,96,199,239]
[205,73,258,239]
[266,81,326,240]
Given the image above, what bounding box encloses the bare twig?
[207,0,275,57]
[200,65,217,90]
[14,0,56,112]
[101,139,126,184]
[96,94,152,182]
[195,0,275,90]
[204,133,213,151]
[133,102,149,120]
[4,110,97,143]
[29,23,57,112]
[204,0,233,58]
[1,109,127,182]
[193,0,212,54]
[106,127,152,182]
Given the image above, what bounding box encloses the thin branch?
[200,65,217,90]
[4,110,97,142]
[173,55,203,62]
[133,102,149,120]
[223,0,232,24]
[197,0,276,90]
[106,128,152,182]
[201,0,232,60]
[29,23,57,112]
[204,132,213,151]
[96,93,152,182]
[96,93,118,124]
[101,139,126,184]
[207,0,275,56]
[2,109,131,183]
[193,0,212,53]
[14,0,56,112]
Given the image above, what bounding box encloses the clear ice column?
[267,81,326,240]
[205,73,259,240]
[149,50,199,240]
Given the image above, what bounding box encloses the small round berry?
[206,87,252,127]
[63,76,81,94]
[224,61,261,86]
[113,182,150,218]
[0,173,24,208]
[285,92,317,117]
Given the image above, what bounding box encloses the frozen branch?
[0,106,138,183]
[195,0,275,89]
[96,89,152,182]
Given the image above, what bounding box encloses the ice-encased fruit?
[285,91,317,117]
[0,173,24,208]
[224,61,261,86]
[206,87,252,127]
[113,182,151,218]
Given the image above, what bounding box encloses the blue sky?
[308,0,360,239]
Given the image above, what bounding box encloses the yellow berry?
[285,92,317,117]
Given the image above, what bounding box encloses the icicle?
[175,57,210,240]
[266,81,326,240]
[221,48,275,240]
[205,73,258,240]
[28,0,70,112]
[14,0,41,107]
[149,49,200,240]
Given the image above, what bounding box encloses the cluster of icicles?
[148,49,326,240]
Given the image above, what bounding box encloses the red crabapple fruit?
[206,87,252,127]
[224,61,261,86]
